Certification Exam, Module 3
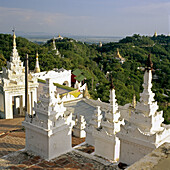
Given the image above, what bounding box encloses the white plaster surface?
[0,31,38,119]
[117,68,170,165]
[94,88,124,161]
[23,78,73,160]
[33,68,71,87]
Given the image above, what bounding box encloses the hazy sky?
[0,0,170,36]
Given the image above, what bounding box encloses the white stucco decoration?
[93,86,124,161]
[23,78,73,160]
[33,68,71,87]
[0,31,38,119]
[85,106,102,146]
[117,59,170,165]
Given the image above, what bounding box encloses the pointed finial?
[117,48,120,55]
[132,94,136,108]
[12,27,15,33]
[110,74,115,90]
[36,51,39,58]
[83,84,90,99]
[12,28,16,48]
[146,54,153,71]
[34,51,40,73]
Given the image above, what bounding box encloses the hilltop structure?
[52,38,61,56]
[117,54,170,165]
[154,32,157,37]
[0,31,38,119]
[114,48,125,64]
[99,41,102,47]
[52,37,56,50]
[56,34,63,40]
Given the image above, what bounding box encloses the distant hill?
[6,31,123,44]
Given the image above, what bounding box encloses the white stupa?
[93,79,124,161]
[117,54,170,165]
[23,78,73,160]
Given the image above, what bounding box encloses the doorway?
[12,96,22,118]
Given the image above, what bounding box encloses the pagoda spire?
[116,48,121,58]
[10,29,19,61]
[136,54,158,116]
[83,84,90,99]
[109,76,118,118]
[132,94,136,108]
[12,28,16,50]
[52,37,56,50]
[110,75,115,90]
[146,54,153,71]
[142,54,154,96]
[34,51,40,73]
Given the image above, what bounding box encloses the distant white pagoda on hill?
[52,37,61,56]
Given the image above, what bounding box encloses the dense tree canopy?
[0,34,169,124]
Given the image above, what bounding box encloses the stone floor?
[0,150,118,169]
[0,129,25,158]
[72,136,85,147]
[0,117,119,169]
[0,117,24,134]
[0,117,25,158]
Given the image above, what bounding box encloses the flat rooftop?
[0,117,118,169]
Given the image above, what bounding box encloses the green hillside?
[0,33,169,124]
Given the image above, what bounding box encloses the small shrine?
[93,80,124,161]
[117,54,170,165]
[0,31,38,119]
[23,78,73,160]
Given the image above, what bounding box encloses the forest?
[0,33,169,124]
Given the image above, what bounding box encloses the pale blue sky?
[0,0,170,36]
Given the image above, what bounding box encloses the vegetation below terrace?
[0,34,169,124]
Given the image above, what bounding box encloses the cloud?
[0,6,94,35]
[0,2,169,36]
